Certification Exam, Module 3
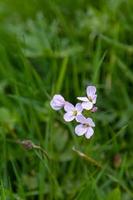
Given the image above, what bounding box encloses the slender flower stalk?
[17,140,49,159]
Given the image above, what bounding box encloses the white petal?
[75,124,87,136]
[63,112,75,122]
[92,95,97,104]
[75,103,83,113]
[82,102,93,110]
[76,114,87,123]
[86,86,96,97]
[50,94,65,110]
[85,127,94,139]
[64,102,74,112]
[50,100,62,110]
[53,94,65,102]
[77,97,88,102]
[86,118,95,127]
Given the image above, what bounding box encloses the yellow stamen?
[73,110,77,116]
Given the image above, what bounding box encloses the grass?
[0,0,133,199]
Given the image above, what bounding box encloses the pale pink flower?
[50,94,65,110]
[77,86,97,110]
[63,102,83,122]
[75,115,95,139]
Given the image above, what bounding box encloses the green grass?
[0,0,133,199]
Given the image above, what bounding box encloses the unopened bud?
[18,140,33,150]
[91,106,98,113]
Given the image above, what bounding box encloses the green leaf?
[106,187,121,200]
[0,107,18,132]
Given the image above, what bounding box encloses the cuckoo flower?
[77,86,97,110]
[64,102,83,122]
[50,94,65,110]
[75,115,95,139]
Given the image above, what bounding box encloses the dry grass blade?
[72,146,102,168]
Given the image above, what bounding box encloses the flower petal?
[50,94,65,110]
[53,94,65,101]
[92,95,97,104]
[82,101,93,110]
[64,102,74,112]
[75,103,83,113]
[77,97,88,102]
[76,114,87,123]
[75,124,87,136]
[86,118,95,127]
[63,112,75,122]
[50,100,62,110]
[86,86,96,97]
[85,127,94,139]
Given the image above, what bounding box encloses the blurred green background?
[0,0,133,199]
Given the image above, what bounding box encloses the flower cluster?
[50,86,97,139]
